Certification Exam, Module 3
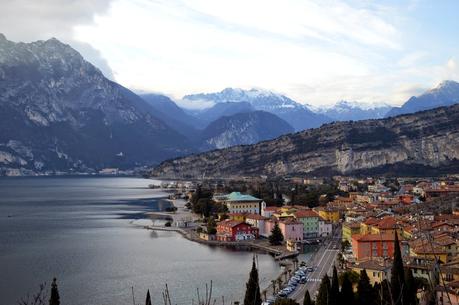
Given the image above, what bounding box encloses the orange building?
[352,233,399,260]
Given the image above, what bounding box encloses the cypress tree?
[316,274,331,305]
[304,290,313,305]
[374,279,392,305]
[146,289,152,305]
[269,223,284,245]
[404,268,417,305]
[390,231,405,305]
[340,272,354,305]
[49,278,60,305]
[330,266,339,305]
[357,270,375,305]
[244,257,262,305]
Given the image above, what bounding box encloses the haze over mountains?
[1,34,459,175]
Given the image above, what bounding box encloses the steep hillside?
[200,111,294,149]
[0,34,193,175]
[140,93,199,138]
[152,104,459,178]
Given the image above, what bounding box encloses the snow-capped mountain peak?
[183,88,331,131]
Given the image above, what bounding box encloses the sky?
[1,0,459,107]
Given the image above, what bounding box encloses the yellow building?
[214,192,261,214]
[315,207,340,223]
[352,259,391,285]
[226,213,246,222]
[342,222,361,243]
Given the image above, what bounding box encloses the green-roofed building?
[214,192,262,215]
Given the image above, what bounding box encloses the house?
[343,222,361,243]
[216,220,258,241]
[278,218,304,242]
[351,233,404,260]
[294,209,320,238]
[319,219,333,237]
[215,192,261,214]
[261,203,278,218]
[352,258,392,285]
[245,214,268,237]
[315,207,340,223]
[436,281,459,305]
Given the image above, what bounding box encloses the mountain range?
[152,104,459,178]
[183,88,331,131]
[385,80,459,117]
[317,100,392,121]
[0,34,194,175]
[2,33,459,175]
[199,110,294,149]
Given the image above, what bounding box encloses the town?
[153,175,459,305]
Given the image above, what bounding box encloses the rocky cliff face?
[152,104,459,178]
[199,110,294,149]
[0,34,193,175]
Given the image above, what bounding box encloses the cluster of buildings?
[209,192,336,245]
[332,177,459,304]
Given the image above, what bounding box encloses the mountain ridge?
[199,110,294,149]
[386,80,459,117]
[0,34,194,175]
[152,103,459,178]
[183,88,331,131]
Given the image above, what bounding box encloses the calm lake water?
[0,177,281,305]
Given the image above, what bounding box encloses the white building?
[318,220,333,237]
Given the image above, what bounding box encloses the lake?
[0,177,281,305]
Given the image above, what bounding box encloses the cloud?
[72,0,405,105]
[1,0,457,107]
[0,0,115,78]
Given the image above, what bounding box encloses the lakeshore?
[0,177,282,305]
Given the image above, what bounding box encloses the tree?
[49,278,60,305]
[357,270,375,305]
[244,257,262,305]
[404,269,418,305]
[207,217,217,235]
[340,272,354,305]
[375,279,392,305]
[304,290,314,305]
[316,274,331,305]
[329,266,339,305]
[274,299,299,305]
[146,290,152,305]
[390,231,405,305]
[269,223,284,245]
[339,271,360,285]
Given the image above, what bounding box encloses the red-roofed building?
[352,233,402,260]
[216,220,258,242]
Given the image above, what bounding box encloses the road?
[290,225,342,303]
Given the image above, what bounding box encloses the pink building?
[279,219,304,242]
[263,218,304,241]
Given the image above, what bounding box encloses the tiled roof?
[353,233,397,242]
[294,210,320,218]
[217,220,245,228]
[246,213,268,220]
